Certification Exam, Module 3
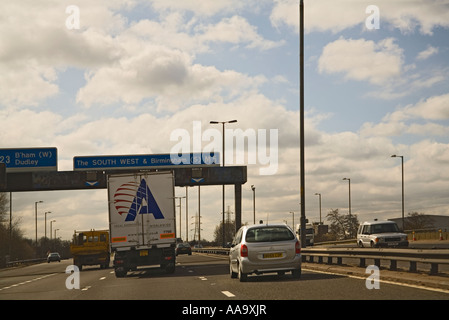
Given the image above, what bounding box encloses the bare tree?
[405,212,434,231]
[326,208,359,240]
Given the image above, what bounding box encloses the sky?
[1,0,449,242]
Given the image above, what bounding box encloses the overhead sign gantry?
[0,151,246,231]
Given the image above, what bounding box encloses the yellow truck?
[70,230,110,271]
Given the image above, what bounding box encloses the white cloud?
[318,37,404,86]
[147,0,247,16]
[270,0,449,35]
[361,93,449,138]
[76,45,266,110]
[417,45,439,60]
[197,15,285,51]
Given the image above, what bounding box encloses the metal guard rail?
[5,258,47,268]
[193,247,449,275]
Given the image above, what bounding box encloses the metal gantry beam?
[0,166,247,235]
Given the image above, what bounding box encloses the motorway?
[1,253,449,302]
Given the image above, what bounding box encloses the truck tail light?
[295,240,301,254]
[240,244,248,257]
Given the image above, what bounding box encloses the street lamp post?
[342,178,351,217]
[44,211,51,239]
[251,185,256,224]
[299,0,307,248]
[35,201,43,245]
[290,211,295,230]
[175,196,186,240]
[391,155,405,230]
[50,220,56,240]
[314,193,322,225]
[210,119,237,247]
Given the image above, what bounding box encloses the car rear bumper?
[239,254,301,274]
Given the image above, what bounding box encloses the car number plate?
[263,252,283,259]
[388,242,398,246]
[140,250,148,256]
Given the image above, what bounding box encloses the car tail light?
[295,240,301,254]
[240,244,248,257]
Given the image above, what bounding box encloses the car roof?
[244,223,293,230]
[361,220,396,225]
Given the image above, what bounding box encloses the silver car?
[229,224,302,282]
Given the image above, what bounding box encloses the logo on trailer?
[113,179,164,221]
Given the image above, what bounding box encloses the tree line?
[0,193,70,267]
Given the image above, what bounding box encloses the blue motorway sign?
[0,147,57,172]
[74,152,219,171]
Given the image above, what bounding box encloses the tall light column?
[342,178,351,217]
[391,155,405,230]
[314,193,322,225]
[299,0,307,248]
[210,119,237,247]
[35,200,43,245]
[251,185,256,224]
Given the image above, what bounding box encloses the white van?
[357,220,408,248]
[296,223,314,246]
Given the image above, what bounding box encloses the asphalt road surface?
[1,253,448,303]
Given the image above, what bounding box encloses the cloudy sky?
[2,0,449,242]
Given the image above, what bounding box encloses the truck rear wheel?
[162,263,175,274]
[115,267,127,278]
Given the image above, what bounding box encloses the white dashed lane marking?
[222,291,236,298]
[0,273,57,291]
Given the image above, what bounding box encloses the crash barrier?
[193,247,449,275]
[301,247,449,275]
[4,258,47,268]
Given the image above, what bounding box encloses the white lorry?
[296,222,315,246]
[108,171,176,277]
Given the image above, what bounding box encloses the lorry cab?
[70,229,110,270]
[296,222,315,246]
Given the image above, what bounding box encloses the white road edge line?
[302,267,449,295]
[222,291,235,297]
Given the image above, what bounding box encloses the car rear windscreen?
[245,227,295,243]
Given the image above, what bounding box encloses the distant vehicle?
[296,222,314,246]
[47,252,61,263]
[176,243,192,256]
[70,230,110,271]
[229,224,301,282]
[108,172,177,278]
[357,220,409,248]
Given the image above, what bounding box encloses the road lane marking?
[222,291,235,297]
[303,268,449,295]
[99,277,106,280]
[199,276,207,281]
[0,273,57,292]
